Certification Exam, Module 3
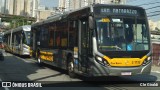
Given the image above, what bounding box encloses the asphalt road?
[0,50,160,90]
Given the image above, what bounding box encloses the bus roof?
[31,4,145,27]
[4,25,31,35]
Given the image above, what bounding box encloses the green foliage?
[1,15,36,29]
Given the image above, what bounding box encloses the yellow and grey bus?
[4,25,31,56]
[30,4,152,77]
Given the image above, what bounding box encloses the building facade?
[149,20,160,31]
[58,0,126,11]
[58,0,66,11]
[0,0,39,18]
[7,0,14,15]
[0,0,5,13]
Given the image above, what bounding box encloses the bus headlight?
[147,56,151,61]
[96,56,103,62]
[95,56,110,66]
[143,56,151,66]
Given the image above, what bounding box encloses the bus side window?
[48,25,54,47]
[49,31,53,47]
[22,32,27,44]
[56,33,61,47]
[69,21,78,49]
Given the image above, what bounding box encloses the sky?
[40,0,58,8]
[39,0,160,22]
[127,0,160,22]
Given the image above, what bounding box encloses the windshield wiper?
[113,45,122,50]
[99,45,122,50]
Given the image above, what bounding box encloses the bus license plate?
[121,72,132,75]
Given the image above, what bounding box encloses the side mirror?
[89,16,94,30]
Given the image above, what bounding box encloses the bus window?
[55,32,61,47]
[48,25,55,47]
[69,21,78,49]
[142,24,147,38]
[54,21,68,48]
[125,24,134,43]
[61,31,67,47]
[16,33,21,45]
[39,26,48,48]
[22,33,27,45]
[49,31,54,47]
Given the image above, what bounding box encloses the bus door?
[32,30,36,57]
[78,17,89,72]
[32,28,40,58]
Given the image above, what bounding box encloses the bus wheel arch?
[67,53,76,78]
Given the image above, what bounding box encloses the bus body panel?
[33,48,74,70]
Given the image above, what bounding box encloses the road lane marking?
[0,78,10,90]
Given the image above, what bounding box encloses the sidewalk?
[151,65,160,73]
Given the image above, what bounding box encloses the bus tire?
[68,57,76,78]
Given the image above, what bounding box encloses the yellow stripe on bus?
[40,55,53,61]
[40,51,54,61]
[40,51,53,55]
[103,55,147,67]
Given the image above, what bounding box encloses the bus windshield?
[96,17,149,51]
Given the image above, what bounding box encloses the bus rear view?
[89,4,151,76]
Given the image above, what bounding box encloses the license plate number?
[121,72,132,75]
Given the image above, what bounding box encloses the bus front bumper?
[89,60,152,77]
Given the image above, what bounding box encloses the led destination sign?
[94,7,143,16]
[101,8,137,15]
